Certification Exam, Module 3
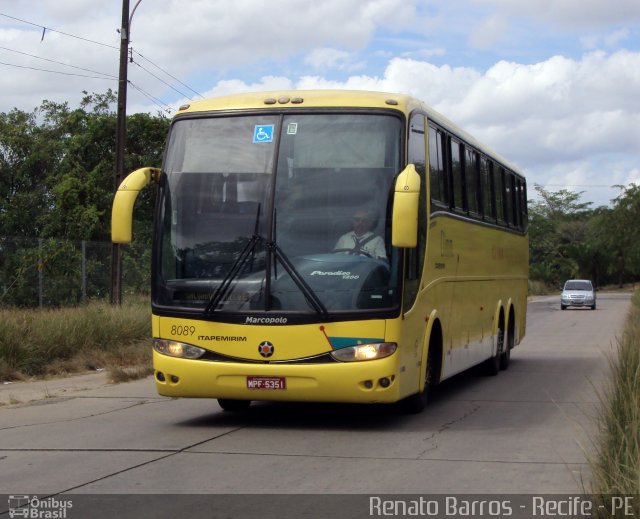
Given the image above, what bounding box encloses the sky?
[1,0,639,208]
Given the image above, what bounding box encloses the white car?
[561,279,596,310]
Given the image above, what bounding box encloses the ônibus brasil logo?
[8,495,73,518]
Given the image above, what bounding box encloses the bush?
[0,298,151,381]
[590,291,640,514]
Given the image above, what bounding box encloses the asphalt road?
[0,292,632,516]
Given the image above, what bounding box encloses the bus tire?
[499,340,511,370]
[398,385,429,414]
[485,313,504,376]
[398,324,441,414]
[500,309,515,370]
[218,399,251,412]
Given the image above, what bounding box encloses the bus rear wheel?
[217,399,251,412]
[484,327,503,376]
[500,308,516,370]
[500,316,514,371]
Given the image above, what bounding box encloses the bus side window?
[465,148,480,216]
[504,171,515,227]
[449,137,464,212]
[428,126,448,211]
[480,156,495,221]
[520,178,528,230]
[510,173,519,229]
[495,165,506,225]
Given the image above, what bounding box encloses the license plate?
[246,376,286,390]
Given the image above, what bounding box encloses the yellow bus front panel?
[153,350,402,403]
[152,315,411,404]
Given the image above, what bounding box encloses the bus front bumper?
[153,350,403,404]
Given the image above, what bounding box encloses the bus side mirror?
[111,167,160,243]
[392,164,420,248]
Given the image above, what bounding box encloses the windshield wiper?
[204,202,327,318]
[204,234,261,314]
[269,240,328,318]
[266,207,326,316]
[205,204,262,314]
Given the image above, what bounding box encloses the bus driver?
[333,209,387,261]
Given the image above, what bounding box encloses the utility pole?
[110,0,131,306]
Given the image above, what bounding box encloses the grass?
[0,297,152,382]
[589,290,640,516]
[528,279,553,296]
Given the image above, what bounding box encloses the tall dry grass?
[528,279,553,296]
[0,298,152,381]
[590,291,640,516]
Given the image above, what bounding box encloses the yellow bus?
[112,90,528,413]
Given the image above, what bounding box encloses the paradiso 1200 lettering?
[310,270,359,280]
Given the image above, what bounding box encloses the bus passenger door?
[400,113,429,393]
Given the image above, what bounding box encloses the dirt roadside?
[0,370,114,406]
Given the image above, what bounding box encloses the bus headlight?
[153,339,205,359]
[330,342,397,362]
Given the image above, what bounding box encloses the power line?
[132,49,203,99]
[0,12,117,50]
[127,81,174,113]
[0,58,173,113]
[130,59,191,100]
[1,11,201,108]
[0,61,172,113]
[0,45,116,78]
[0,60,115,80]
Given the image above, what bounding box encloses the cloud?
[0,0,419,112]
[468,15,508,50]
[472,0,640,26]
[2,0,638,208]
[199,47,640,157]
[304,48,366,72]
[133,0,418,71]
[582,28,632,50]
[287,49,640,206]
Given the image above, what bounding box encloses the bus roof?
[177,90,422,112]
[175,89,524,177]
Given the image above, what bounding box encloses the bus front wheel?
[398,385,429,414]
[397,345,438,414]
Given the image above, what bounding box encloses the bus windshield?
[155,112,403,318]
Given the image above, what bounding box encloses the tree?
[0,108,58,237]
[0,91,170,306]
[528,185,601,287]
[528,183,640,289]
[600,184,640,286]
[0,91,169,243]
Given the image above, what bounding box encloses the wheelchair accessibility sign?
[253,124,274,143]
